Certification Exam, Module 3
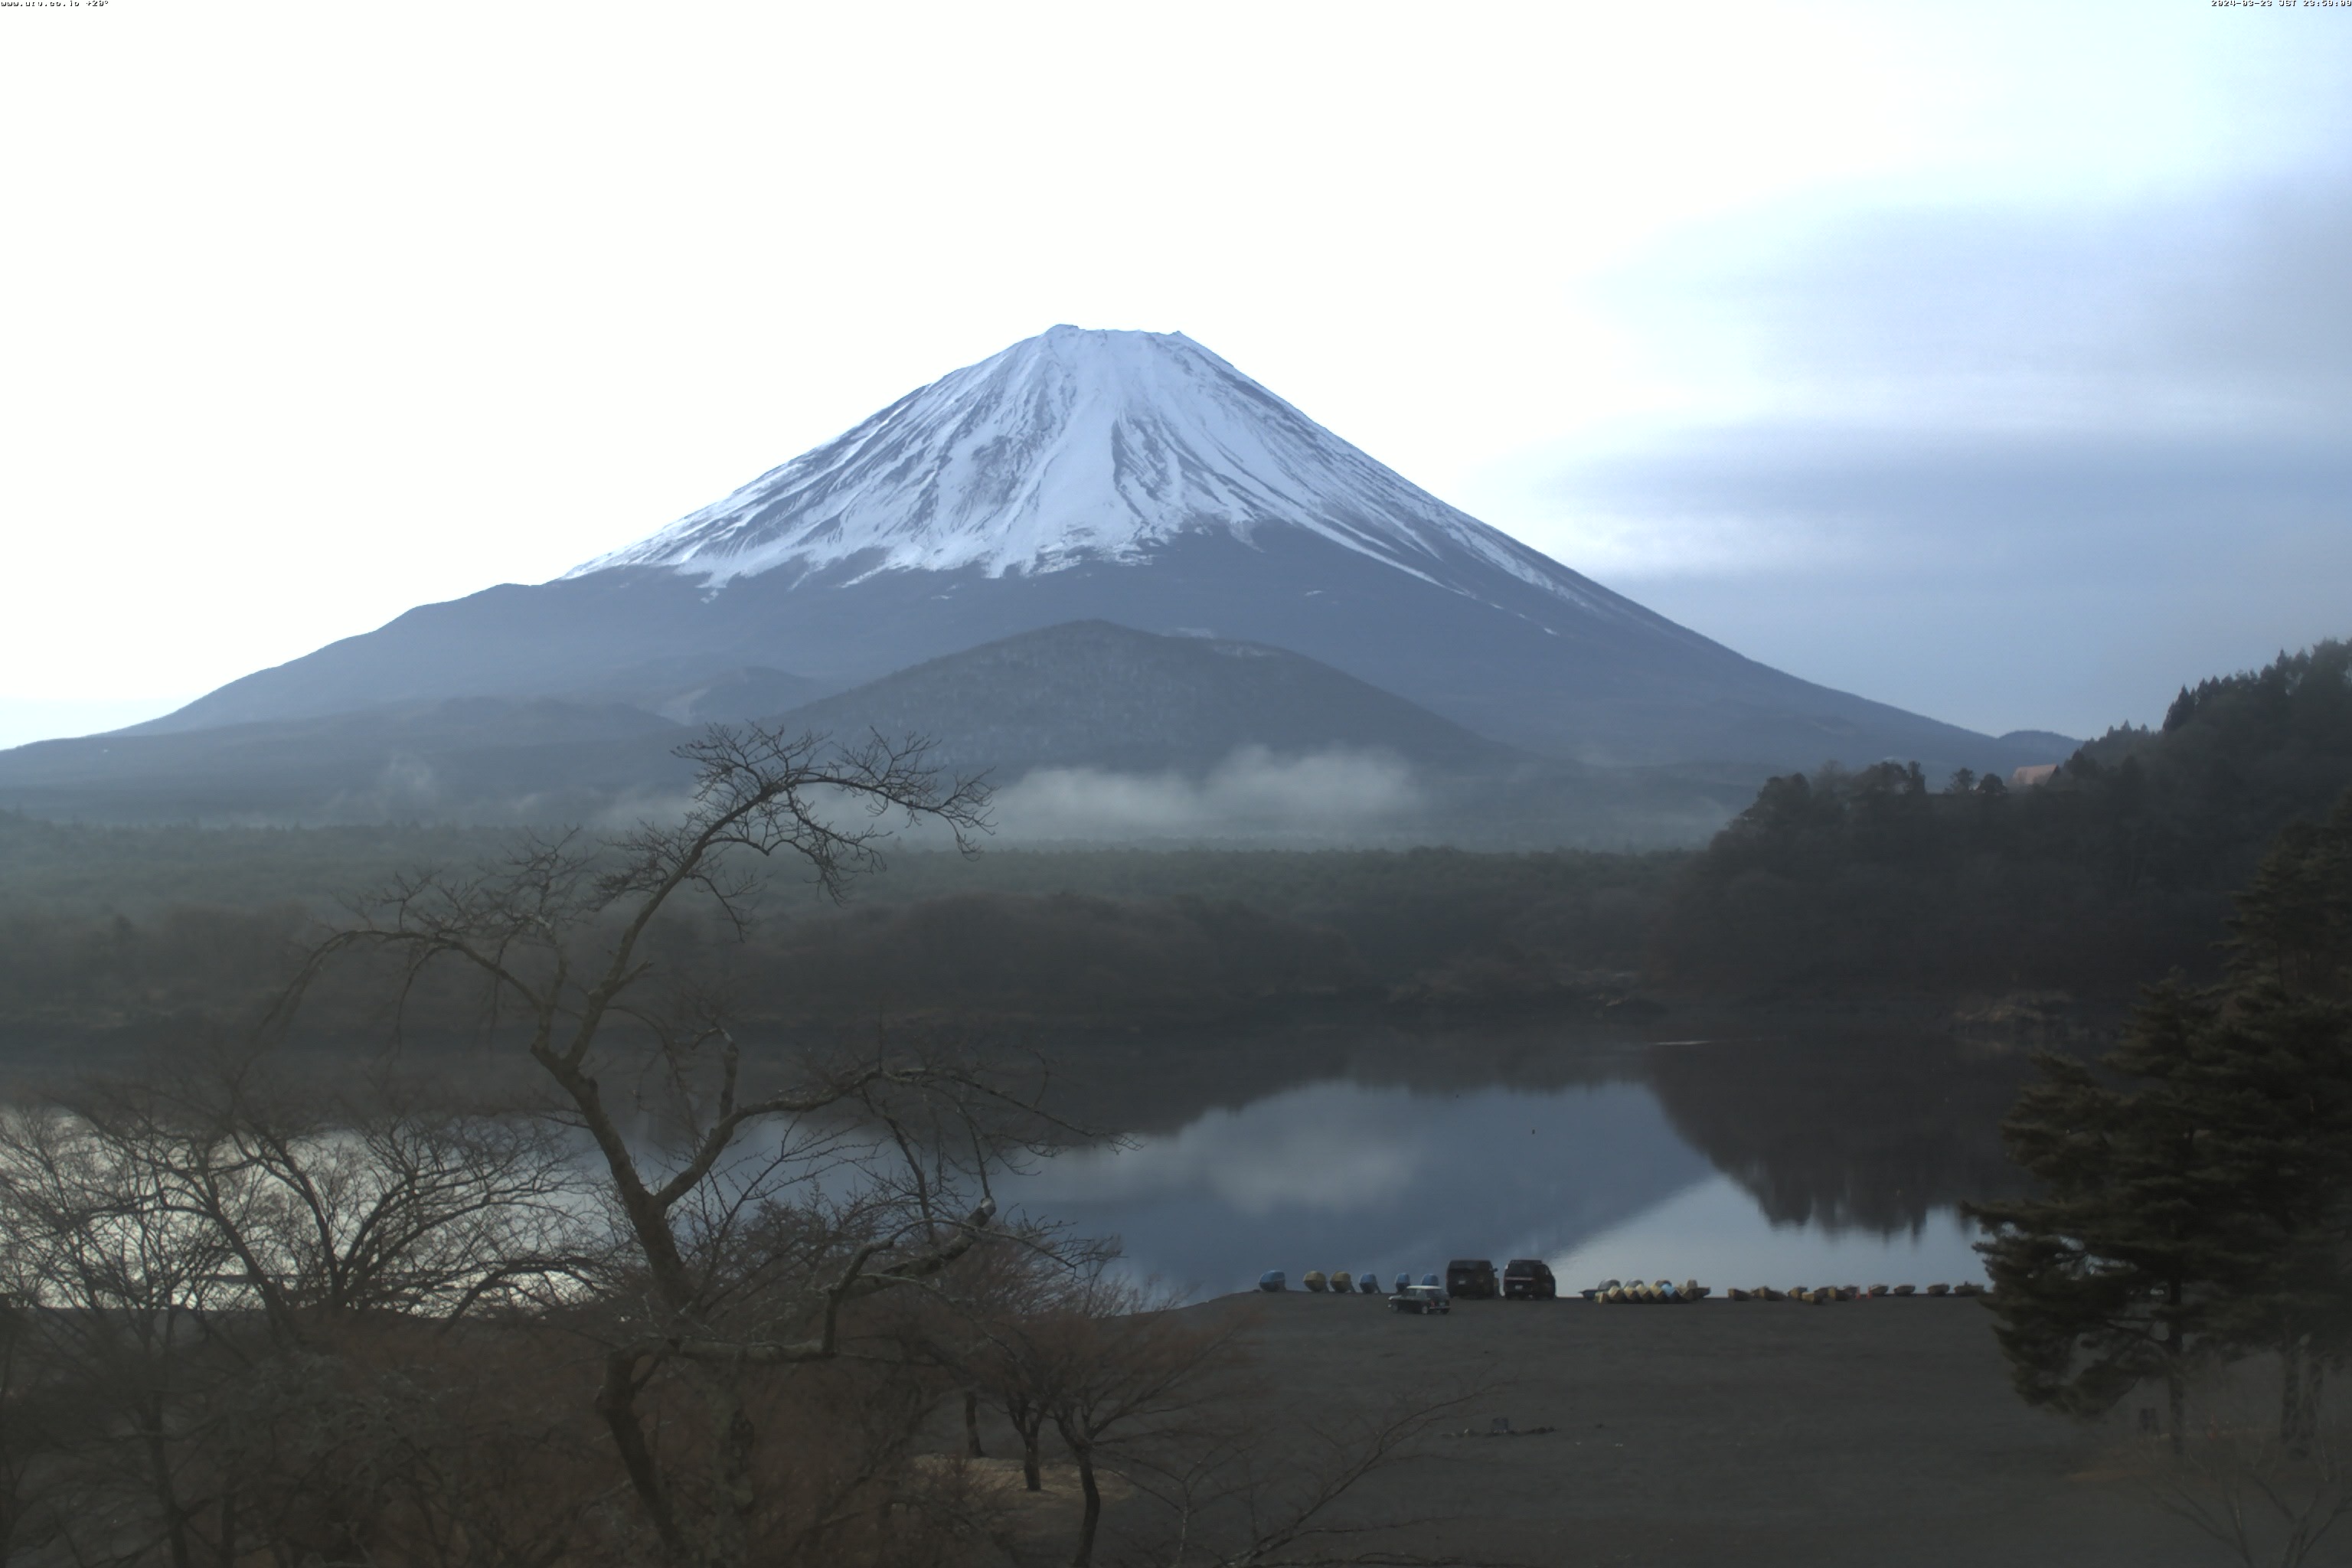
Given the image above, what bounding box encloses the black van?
[1445,1259,1498,1299]
[1502,1259,1557,1300]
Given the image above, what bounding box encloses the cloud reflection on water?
[1004,1075,1988,1300]
[1018,1082,1438,1216]
[1004,1079,1715,1297]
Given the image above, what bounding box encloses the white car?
[1388,1282,1451,1315]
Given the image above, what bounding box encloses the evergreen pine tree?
[1975,795,2352,1452]
[2201,800,2352,1448]
[2188,980,2352,1451]
[1971,982,2245,1451]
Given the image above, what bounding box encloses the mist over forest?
[5,639,2343,1068]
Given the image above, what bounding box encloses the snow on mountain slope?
[94,323,2066,779]
[567,325,1626,619]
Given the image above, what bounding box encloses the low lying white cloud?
[989,746,1421,842]
[1021,1083,1436,1217]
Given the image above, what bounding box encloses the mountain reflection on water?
[1002,1031,2026,1299]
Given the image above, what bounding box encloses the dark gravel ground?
[1165,1289,2222,1568]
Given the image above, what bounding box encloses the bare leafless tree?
[895,1223,1119,1495]
[270,726,1076,1568]
[0,1098,248,1568]
[0,1041,626,1568]
[62,1045,599,1338]
[1025,1276,1240,1568]
[949,1263,1498,1568]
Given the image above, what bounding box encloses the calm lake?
[998,1030,2024,1299]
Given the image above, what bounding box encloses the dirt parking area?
[1168,1290,2217,1568]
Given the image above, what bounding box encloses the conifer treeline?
[1651,641,2352,993]
[1969,790,2352,1450]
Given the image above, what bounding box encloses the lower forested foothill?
[7,642,2348,1040]
[0,640,2347,1565]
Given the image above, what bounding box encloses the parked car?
[1502,1259,1558,1300]
[1445,1259,1498,1299]
[1388,1282,1451,1315]
[1258,1271,1285,1292]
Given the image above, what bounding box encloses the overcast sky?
[3,0,2347,747]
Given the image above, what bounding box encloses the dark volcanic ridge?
[779,619,1527,776]
[1,622,1750,841]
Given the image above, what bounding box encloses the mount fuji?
[74,326,2058,802]
[567,325,1645,615]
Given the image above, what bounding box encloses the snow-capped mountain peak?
[564,325,1604,612]
[100,324,2054,779]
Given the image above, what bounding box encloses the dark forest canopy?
[4,639,2347,1032]
[1651,640,2352,995]
[0,833,1679,1044]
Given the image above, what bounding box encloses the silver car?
[1387,1282,1451,1315]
